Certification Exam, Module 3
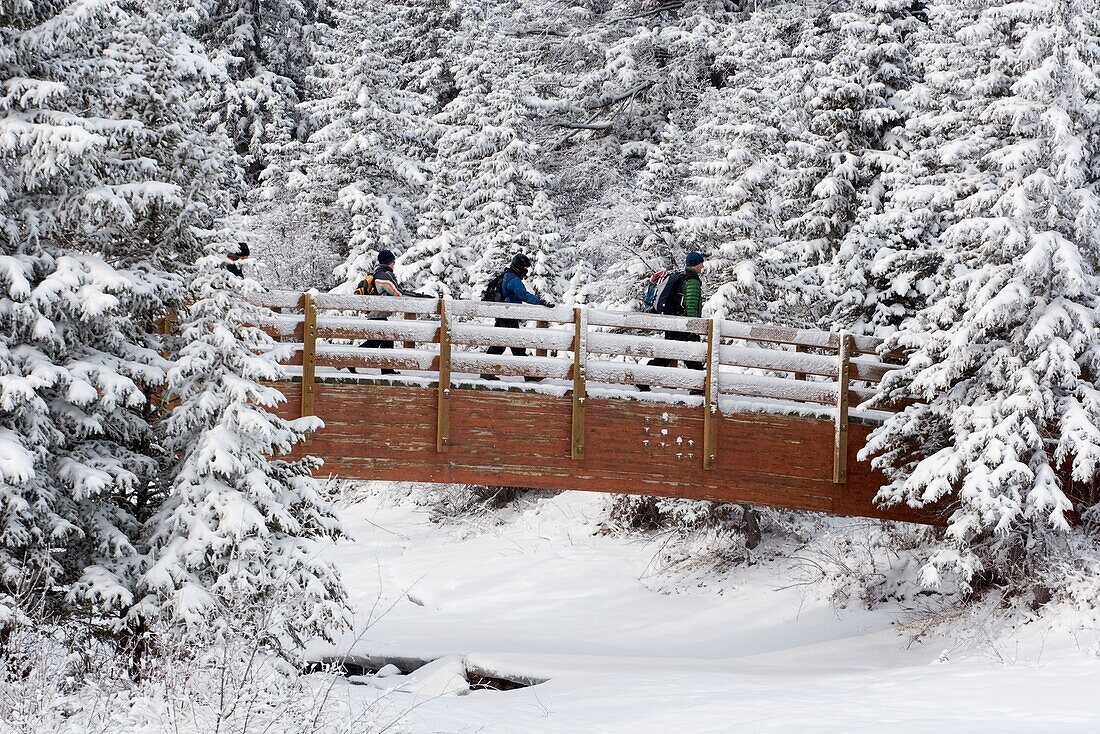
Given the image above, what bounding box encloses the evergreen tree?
[0,0,235,622]
[405,37,554,299]
[139,248,348,647]
[600,122,687,309]
[823,0,937,335]
[868,0,1100,586]
[521,191,568,300]
[784,0,922,327]
[187,0,318,181]
[677,12,802,322]
[294,0,434,290]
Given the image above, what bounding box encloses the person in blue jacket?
[483,253,555,381]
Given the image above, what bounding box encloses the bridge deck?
[254,292,933,524]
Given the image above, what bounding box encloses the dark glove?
[542,300,556,309]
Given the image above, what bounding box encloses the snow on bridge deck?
[252,291,935,524]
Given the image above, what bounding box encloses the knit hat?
[378,249,396,265]
[510,253,532,274]
[685,252,704,267]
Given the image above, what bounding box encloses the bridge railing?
[250,291,904,481]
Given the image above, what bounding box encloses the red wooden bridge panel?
[275,381,933,524]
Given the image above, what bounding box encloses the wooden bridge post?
[436,300,451,452]
[703,317,719,470]
[301,292,318,445]
[833,330,851,484]
[571,307,587,460]
[403,312,416,349]
[536,320,550,358]
[794,344,806,381]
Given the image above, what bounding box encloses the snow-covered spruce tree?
[676,9,803,323]
[784,0,923,326]
[186,0,317,182]
[405,34,555,299]
[519,0,719,305]
[0,0,237,623]
[139,250,348,649]
[288,0,434,291]
[868,0,1100,588]
[461,83,551,298]
[522,191,568,301]
[386,0,460,113]
[826,0,979,336]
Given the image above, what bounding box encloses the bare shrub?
[421,484,559,522]
[0,601,397,734]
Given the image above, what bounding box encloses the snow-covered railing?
[250,291,903,482]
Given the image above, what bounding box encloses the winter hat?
[685,252,704,267]
[510,253,532,274]
[378,249,396,265]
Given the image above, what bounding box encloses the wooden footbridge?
[254,292,934,524]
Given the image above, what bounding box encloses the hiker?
[482,253,556,382]
[226,243,249,278]
[638,252,705,394]
[351,249,430,376]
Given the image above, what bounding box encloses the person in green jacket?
[679,251,705,319]
[639,252,705,393]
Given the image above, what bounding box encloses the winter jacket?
[681,269,702,318]
[501,268,547,306]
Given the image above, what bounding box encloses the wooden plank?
[445,301,574,323]
[848,356,898,383]
[312,293,440,314]
[254,313,302,338]
[301,292,318,444]
[309,347,439,372]
[452,352,572,380]
[834,331,851,484]
[719,320,884,355]
[450,323,573,351]
[719,343,836,378]
[587,331,707,361]
[437,300,451,452]
[571,307,587,460]
[316,318,440,343]
[586,361,706,391]
[718,373,838,404]
[250,291,305,309]
[703,318,719,470]
[586,308,710,335]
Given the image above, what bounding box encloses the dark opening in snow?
[304,654,544,693]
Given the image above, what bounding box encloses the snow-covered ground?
[309,487,1100,733]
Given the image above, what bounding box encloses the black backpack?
[481,272,505,302]
[654,271,687,315]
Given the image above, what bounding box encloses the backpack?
[653,271,687,315]
[482,272,505,303]
[354,274,376,296]
[643,269,672,313]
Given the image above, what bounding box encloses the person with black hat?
[482,253,556,382]
[638,251,705,394]
[351,249,426,376]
